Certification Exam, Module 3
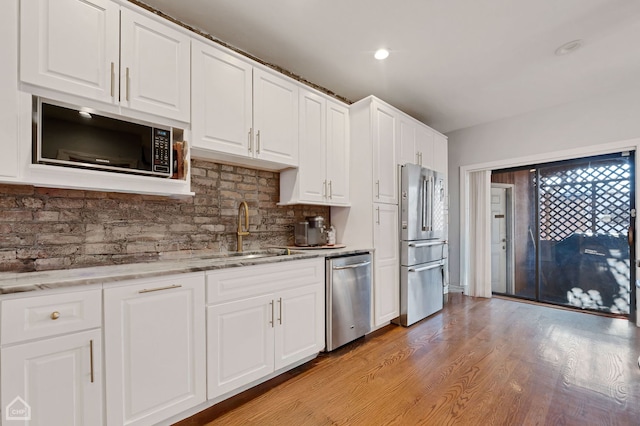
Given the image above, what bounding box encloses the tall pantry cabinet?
[332,96,400,328]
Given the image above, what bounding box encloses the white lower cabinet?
[0,288,103,426]
[103,272,206,426]
[373,203,400,327]
[206,258,324,400]
[1,330,102,426]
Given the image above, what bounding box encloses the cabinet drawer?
[206,258,324,305]
[1,289,101,345]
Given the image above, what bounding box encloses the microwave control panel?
[152,128,172,176]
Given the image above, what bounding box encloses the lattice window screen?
[538,161,631,241]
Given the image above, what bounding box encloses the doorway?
[490,184,514,294]
[491,152,636,318]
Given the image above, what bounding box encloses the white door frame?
[459,137,640,317]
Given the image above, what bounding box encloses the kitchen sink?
[225,253,282,260]
[194,249,297,262]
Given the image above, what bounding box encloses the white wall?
[447,86,640,288]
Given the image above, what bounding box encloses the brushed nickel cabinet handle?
[125,67,130,101]
[138,284,182,294]
[110,62,115,98]
[50,311,60,320]
[278,297,282,325]
[376,206,380,224]
[256,130,261,154]
[269,300,274,327]
[376,180,380,198]
[90,339,95,383]
[328,181,333,199]
[248,128,253,153]
[323,180,327,198]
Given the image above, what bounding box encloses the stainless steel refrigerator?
[398,163,447,326]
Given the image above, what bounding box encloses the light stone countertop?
[0,247,373,294]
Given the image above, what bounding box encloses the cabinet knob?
[50,311,60,320]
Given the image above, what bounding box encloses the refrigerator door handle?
[427,176,434,231]
[422,177,428,231]
[408,262,444,273]
[408,241,445,248]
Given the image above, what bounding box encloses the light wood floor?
[176,293,640,425]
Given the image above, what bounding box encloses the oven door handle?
[333,261,371,270]
[408,262,443,273]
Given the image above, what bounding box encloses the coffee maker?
[294,216,326,246]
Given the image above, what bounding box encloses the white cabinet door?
[104,273,205,426]
[20,0,120,103]
[0,0,19,179]
[253,68,298,166]
[1,329,102,426]
[120,8,191,122]
[398,117,417,166]
[207,294,275,399]
[432,132,448,174]
[416,125,435,170]
[274,284,324,370]
[297,89,326,203]
[373,203,399,326]
[372,101,397,204]
[325,99,350,205]
[191,39,253,157]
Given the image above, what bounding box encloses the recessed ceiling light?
[78,111,92,119]
[554,39,583,56]
[374,49,389,60]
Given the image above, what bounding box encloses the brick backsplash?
[0,159,329,272]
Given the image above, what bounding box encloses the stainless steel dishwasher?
[326,253,372,351]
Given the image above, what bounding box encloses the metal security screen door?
[537,153,635,315]
[491,151,636,319]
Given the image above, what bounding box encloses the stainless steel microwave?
[33,98,178,178]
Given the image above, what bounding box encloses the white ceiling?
[139,0,640,133]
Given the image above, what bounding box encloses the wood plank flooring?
[176,293,640,425]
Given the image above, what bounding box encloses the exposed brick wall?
[0,159,329,272]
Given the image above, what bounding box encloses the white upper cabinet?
[191,39,298,169]
[372,100,398,204]
[398,116,417,166]
[252,68,299,165]
[433,132,448,174]
[325,99,350,205]
[20,0,120,104]
[20,0,190,123]
[191,39,253,157]
[119,8,191,122]
[398,115,436,169]
[280,88,349,206]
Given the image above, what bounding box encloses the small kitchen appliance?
[34,97,182,178]
[295,216,327,246]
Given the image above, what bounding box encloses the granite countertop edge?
[0,247,373,295]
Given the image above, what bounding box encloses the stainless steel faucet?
[237,201,250,252]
